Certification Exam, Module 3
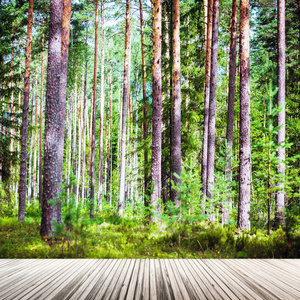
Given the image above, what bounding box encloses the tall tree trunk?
[90,0,99,219]
[139,0,148,201]
[206,0,220,220]
[33,75,38,199]
[39,30,45,208]
[150,0,162,220]
[118,0,131,217]
[106,75,112,202]
[40,0,63,237]
[171,0,181,206]
[268,96,272,235]
[162,1,170,205]
[9,37,15,152]
[223,0,238,225]
[275,0,285,228]
[97,1,105,210]
[18,0,34,222]
[55,0,71,224]
[238,0,251,231]
[28,81,34,203]
[81,24,89,201]
[201,0,213,204]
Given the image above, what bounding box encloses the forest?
[0,0,300,259]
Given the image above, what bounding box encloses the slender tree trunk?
[39,31,45,208]
[81,24,88,201]
[238,0,251,231]
[10,37,15,152]
[162,2,170,205]
[139,0,148,200]
[206,0,220,221]
[201,0,213,204]
[40,0,63,237]
[275,0,286,228]
[18,0,34,222]
[90,0,99,219]
[119,0,131,217]
[28,82,34,203]
[223,0,238,225]
[106,76,112,202]
[33,75,38,199]
[150,0,162,220]
[76,79,83,205]
[268,97,272,235]
[17,39,22,156]
[97,1,105,210]
[171,0,181,206]
[55,0,71,224]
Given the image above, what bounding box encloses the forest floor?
[0,214,300,259]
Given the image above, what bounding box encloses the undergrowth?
[0,215,299,259]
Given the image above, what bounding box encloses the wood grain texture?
[0,259,299,299]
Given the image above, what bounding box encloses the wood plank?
[17,260,83,300]
[118,259,137,299]
[126,259,141,300]
[0,259,55,298]
[2,259,71,300]
[99,259,127,299]
[196,260,240,300]
[132,258,144,300]
[142,259,150,300]
[0,259,299,299]
[109,259,134,300]
[83,259,119,300]
[165,259,190,300]
[177,259,209,300]
[94,259,125,299]
[171,259,197,300]
[68,259,110,300]
[51,259,104,300]
[156,259,173,300]
[149,259,157,300]
[237,259,300,298]
[205,259,261,300]
[224,259,288,299]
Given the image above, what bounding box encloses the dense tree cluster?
[0,0,299,237]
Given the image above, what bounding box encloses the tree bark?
[171,0,181,206]
[238,0,251,231]
[90,0,99,219]
[18,0,34,222]
[81,24,89,201]
[275,0,285,228]
[150,0,162,220]
[55,0,71,224]
[39,28,45,209]
[201,0,213,204]
[223,0,238,225]
[33,75,38,199]
[139,0,148,201]
[97,1,105,211]
[40,0,63,237]
[206,0,220,217]
[119,0,131,217]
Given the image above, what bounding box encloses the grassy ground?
[0,216,299,259]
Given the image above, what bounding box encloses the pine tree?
[18,0,34,222]
[238,0,251,231]
[40,0,63,237]
[150,0,162,220]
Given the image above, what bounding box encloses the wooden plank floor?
[0,259,299,299]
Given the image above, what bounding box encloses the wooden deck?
[0,259,299,299]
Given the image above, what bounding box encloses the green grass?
[0,216,299,259]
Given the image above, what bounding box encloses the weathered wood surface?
[0,259,299,299]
